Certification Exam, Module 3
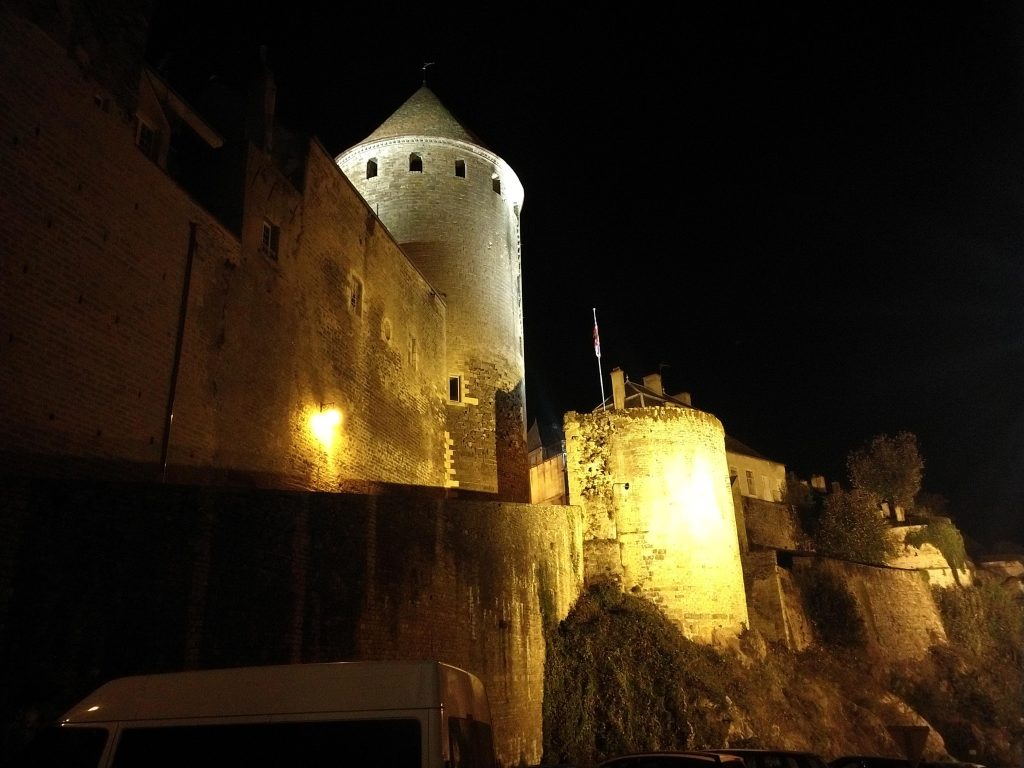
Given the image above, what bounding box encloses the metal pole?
[593,307,606,410]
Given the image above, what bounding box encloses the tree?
[815,487,898,564]
[846,432,924,514]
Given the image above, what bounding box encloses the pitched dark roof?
[724,434,769,461]
[358,87,486,148]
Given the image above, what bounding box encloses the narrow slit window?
[260,219,280,260]
[366,158,378,178]
[491,174,501,194]
[449,375,462,403]
[135,118,159,161]
[350,276,363,317]
[455,159,466,178]
[409,153,422,173]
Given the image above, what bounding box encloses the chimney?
[642,373,663,396]
[611,367,626,410]
[673,391,692,406]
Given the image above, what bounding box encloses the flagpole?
[593,307,606,410]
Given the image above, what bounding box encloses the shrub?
[542,583,736,766]
[904,518,967,579]
[815,488,898,564]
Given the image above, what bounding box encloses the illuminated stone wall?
[337,101,529,501]
[792,556,948,662]
[564,407,749,643]
[0,12,447,490]
[169,142,448,489]
[743,497,806,552]
[0,478,585,766]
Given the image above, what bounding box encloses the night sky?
[144,3,1024,549]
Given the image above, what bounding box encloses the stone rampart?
[793,556,947,662]
[743,497,806,551]
[0,477,584,766]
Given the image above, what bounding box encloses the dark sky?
[144,2,1024,549]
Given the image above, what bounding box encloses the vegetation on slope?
[891,577,1024,764]
[541,576,1024,768]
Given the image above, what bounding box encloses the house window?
[260,219,280,260]
[366,158,377,178]
[381,318,392,342]
[135,118,159,161]
[448,375,462,403]
[491,174,500,194]
[761,475,770,500]
[349,276,363,317]
[746,470,755,496]
[409,153,422,172]
[455,159,466,178]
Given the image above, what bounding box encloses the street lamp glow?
[311,407,342,447]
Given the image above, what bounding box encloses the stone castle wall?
[0,11,447,490]
[0,477,584,766]
[564,407,749,643]
[744,553,947,659]
[743,497,806,552]
[793,556,947,661]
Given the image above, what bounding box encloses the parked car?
[599,752,746,768]
[830,756,911,768]
[705,748,830,768]
[830,757,986,768]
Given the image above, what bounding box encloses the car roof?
[703,749,829,768]
[599,752,746,768]
[710,751,823,756]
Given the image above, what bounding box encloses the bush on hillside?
[815,488,898,564]
[541,582,736,766]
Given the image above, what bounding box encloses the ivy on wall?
[903,518,967,583]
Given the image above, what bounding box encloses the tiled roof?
[359,87,485,147]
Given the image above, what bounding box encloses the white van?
[11,660,497,767]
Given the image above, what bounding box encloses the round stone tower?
[336,87,528,500]
[562,377,749,644]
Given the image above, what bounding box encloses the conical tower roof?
[359,86,487,148]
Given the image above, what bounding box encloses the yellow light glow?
[310,407,342,447]
[87,706,100,712]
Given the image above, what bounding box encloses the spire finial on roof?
[422,62,435,86]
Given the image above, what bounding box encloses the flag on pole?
[592,310,601,359]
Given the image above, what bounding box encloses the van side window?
[109,719,421,767]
